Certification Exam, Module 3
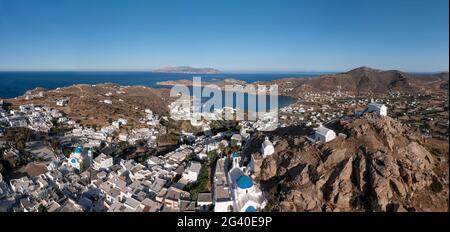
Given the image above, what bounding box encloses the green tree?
[218,143,225,154]
[184,166,209,200]
[308,164,319,184]
[430,176,443,193]
[207,151,218,165]
[38,204,47,212]
[231,140,238,148]
[224,147,231,156]
[49,139,60,151]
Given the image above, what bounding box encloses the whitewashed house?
[231,134,242,147]
[183,161,202,183]
[92,153,113,171]
[118,133,128,142]
[261,136,274,157]
[367,102,387,116]
[314,125,336,143]
[56,99,69,107]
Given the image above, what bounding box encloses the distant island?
[153,66,221,74]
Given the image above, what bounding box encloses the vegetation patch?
[307,164,319,184]
[184,165,209,201]
[430,176,443,193]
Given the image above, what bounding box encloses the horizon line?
[0,68,448,74]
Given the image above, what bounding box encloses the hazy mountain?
[153,66,221,74]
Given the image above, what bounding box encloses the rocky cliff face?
[245,114,448,212]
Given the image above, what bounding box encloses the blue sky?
[0,0,448,72]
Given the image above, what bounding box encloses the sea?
[0,71,325,108]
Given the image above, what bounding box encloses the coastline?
[2,81,299,113]
[156,79,285,97]
[0,71,307,99]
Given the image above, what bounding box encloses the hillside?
[244,113,448,212]
[266,67,449,97]
[6,83,172,128]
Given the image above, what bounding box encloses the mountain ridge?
[267,66,449,97]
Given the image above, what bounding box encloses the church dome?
[74,146,83,155]
[236,175,253,189]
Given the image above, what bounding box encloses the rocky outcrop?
[249,113,447,212]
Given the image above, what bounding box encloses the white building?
[19,104,35,114]
[182,161,202,183]
[9,116,28,127]
[112,121,121,129]
[118,133,128,142]
[314,125,336,143]
[231,134,242,147]
[196,152,208,160]
[367,102,387,116]
[10,176,35,194]
[197,193,213,211]
[240,128,250,141]
[261,136,274,157]
[92,153,113,171]
[117,118,128,125]
[205,140,219,152]
[56,99,69,107]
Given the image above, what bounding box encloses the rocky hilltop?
[154,66,221,74]
[244,113,448,212]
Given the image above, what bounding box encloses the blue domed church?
[226,154,266,212]
[67,145,93,171]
